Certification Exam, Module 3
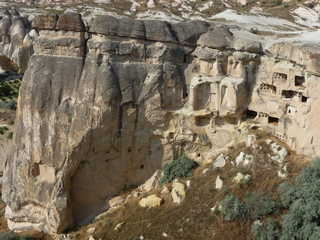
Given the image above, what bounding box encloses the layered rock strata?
[2,12,320,234]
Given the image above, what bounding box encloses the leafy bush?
[252,219,281,240]
[159,155,198,186]
[278,157,320,239]
[245,191,280,219]
[220,195,247,221]
[220,192,280,221]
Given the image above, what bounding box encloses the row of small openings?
[260,84,277,93]
[272,132,288,142]
[273,72,287,83]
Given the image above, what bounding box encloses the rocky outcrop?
[0,9,34,72]
[3,11,320,234]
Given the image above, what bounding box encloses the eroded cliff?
[2,11,320,234]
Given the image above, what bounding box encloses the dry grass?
[67,130,309,240]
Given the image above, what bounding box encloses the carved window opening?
[168,132,174,140]
[295,76,305,87]
[195,116,210,126]
[140,165,144,169]
[97,54,103,67]
[246,110,258,120]
[33,163,40,177]
[268,116,279,126]
[224,117,237,125]
[194,83,211,110]
[281,90,295,99]
[193,134,197,142]
[302,96,308,102]
[163,85,183,109]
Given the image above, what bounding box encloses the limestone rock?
[215,176,223,189]
[139,169,162,192]
[161,186,169,194]
[108,196,126,208]
[87,227,96,234]
[246,134,257,147]
[171,181,186,204]
[213,154,226,168]
[235,152,245,166]
[147,0,156,8]
[270,143,287,163]
[114,221,125,231]
[233,172,250,183]
[139,194,163,207]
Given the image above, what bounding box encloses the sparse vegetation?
[159,155,198,186]
[0,231,36,240]
[7,132,13,139]
[0,126,9,135]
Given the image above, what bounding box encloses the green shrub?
[220,195,247,221]
[220,192,280,221]
[245,191,280,219]
[252,219,281,240]
[278,157,320,239]
[159,155,198,186]
[0,99,17,110]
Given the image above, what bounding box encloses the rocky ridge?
[1,10,320,234]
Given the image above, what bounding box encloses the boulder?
[171,181,186,204]
[139,169,162,192]
[215,176,223,189]
[213,154,226,168]
[139,194,163,207]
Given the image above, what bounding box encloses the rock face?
[2,11,320,234]
[0,9,34,72]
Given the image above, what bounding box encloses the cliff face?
[2,12,320,234]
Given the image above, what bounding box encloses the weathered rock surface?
[2,10,320,235]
